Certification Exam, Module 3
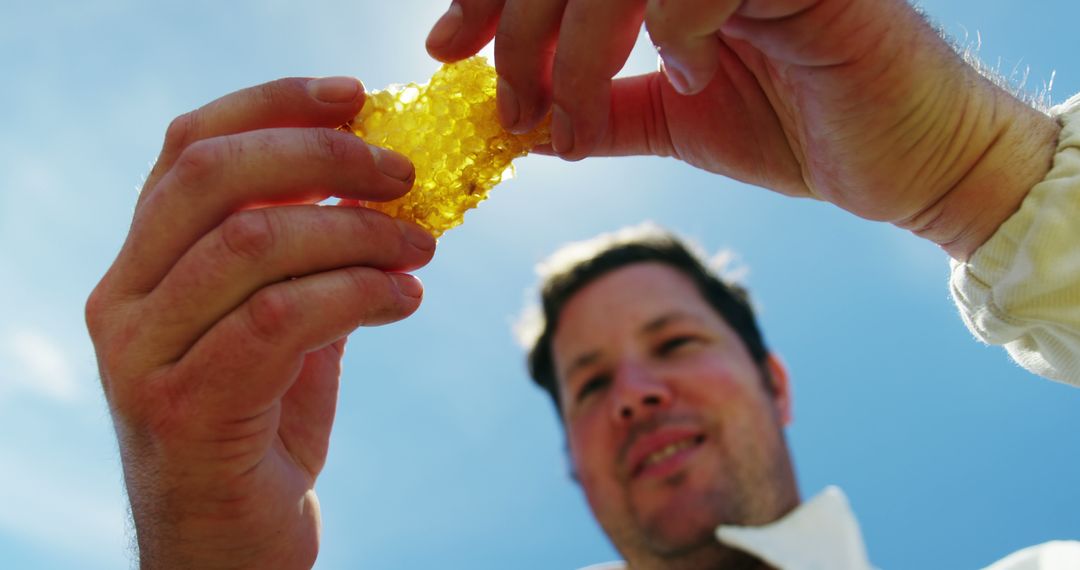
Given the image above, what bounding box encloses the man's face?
[551,263,799,568]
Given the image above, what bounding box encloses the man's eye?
[576,374,610,402]
[657,335,700,355]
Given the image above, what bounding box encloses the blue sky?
[1,1,1078,568]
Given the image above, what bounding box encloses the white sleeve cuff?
[950,92,1080,387]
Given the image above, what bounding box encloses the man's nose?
[611,362,672,423]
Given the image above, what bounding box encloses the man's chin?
[636,498,724,558]
[625,501,766,570]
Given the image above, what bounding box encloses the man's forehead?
[560,263,707,325]
[642,310,708,332]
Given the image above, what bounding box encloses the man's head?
[521,225,800,569]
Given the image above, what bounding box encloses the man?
[517,223,1078,569]
[84,0,1079,567]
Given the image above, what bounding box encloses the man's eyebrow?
[562,312,705,380]
[640,311,703,335]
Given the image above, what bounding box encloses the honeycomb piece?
[346,56,550,237]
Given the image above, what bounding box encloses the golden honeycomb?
[346,56,550,237]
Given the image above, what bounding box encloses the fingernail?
[370,145,415,182]
[307,76,362,103]
[426,2,463,50]
[396,220,436,252]
[658,53,694,95]
[390,274,424,299]
[551,105,574,156]
[497,77,521,131]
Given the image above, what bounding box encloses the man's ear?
[765,353,793,426]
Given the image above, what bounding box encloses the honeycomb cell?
[346,56,551,237]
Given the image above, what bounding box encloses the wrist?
[897,82,1061,260]
[135,504,321,570]
[122,452,321,570]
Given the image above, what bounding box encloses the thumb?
[553,72,676,159]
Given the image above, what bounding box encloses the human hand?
[426,0,1059,258]
[85,77,436,568]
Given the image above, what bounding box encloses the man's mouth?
[631,433,707,479]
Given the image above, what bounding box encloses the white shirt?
[579,487,1079,570]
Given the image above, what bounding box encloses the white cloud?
[1,329,80,403]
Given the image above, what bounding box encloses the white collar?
[715,486,873,570]
[579,486,874,570]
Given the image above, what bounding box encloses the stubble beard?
[623,474,768,570]
[617,435,797,570]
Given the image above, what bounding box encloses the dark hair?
[522,225,772,415]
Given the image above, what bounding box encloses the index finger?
[550,0,646,160]
[140,76,367,207]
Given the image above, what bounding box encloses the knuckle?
[84,284,109,338]
[551,51,582,89]
[84,287,136,383]
[344,269,389,323]
[82,293,190,430]
[91,321,146,406]
[343,268,415,326]
[255,80,288,109]
[172,138,223,190]
[254,77,305,110]
[494,27,525,56]
[342,266,380,296]
[220,210,279,263]
[346,209,414,262]
[313,128,360,165]
[244,285,297,343]
[162,111,199,156]
[494,29,556,81]
[551,47,608,92]
[346,206,384,241]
